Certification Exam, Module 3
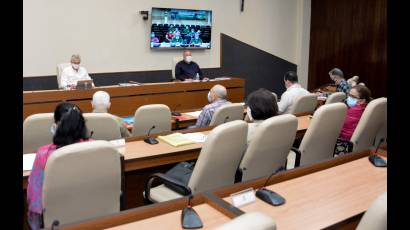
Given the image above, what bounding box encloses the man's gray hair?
[329,68,344,78]
[211,84,227,99]
[71,54,81,62]
[92,91,110,109]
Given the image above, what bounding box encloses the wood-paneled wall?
[308,0,387,98]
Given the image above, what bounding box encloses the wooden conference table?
[59,149,386,230]
[23,77,245,120]
[23,115,311,217]
[22,115,311,189]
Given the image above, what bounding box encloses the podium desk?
[23,77,245,120]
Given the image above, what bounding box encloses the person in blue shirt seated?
[175,50,209,82]
[190,84,231,128]
[329,68,350,93]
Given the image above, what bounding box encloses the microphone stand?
[172,104,181,116]
[255,166,286,206]
[181,195,203,229]
[369,138,387,167]
[144,125,159,145]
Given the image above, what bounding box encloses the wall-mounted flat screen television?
[150,7,212,49]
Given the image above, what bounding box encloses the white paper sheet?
[23,153,36,171]
[183,111,202,118]
[183,132,207,143]
[109,139,126,147]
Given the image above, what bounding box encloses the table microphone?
[51,220,59,230]
[181,195,203,229]
[369,138,387,167]
[144,125,159,145]
[172,104,182,116]
[255,166,286,206]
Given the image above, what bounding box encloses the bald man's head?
[209,84,227,102]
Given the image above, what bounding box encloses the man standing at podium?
[60,54,92,89]
[175,50,208,82]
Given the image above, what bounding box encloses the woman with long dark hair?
[27,102,92,229]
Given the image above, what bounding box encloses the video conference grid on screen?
[150,7,212,49]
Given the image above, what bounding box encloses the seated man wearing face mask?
[175,50,209,82]
[190,84,231,128]
[60,54,93,89]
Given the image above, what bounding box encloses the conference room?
[22,0,388,229]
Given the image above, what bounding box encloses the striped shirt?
[193,99,231,128]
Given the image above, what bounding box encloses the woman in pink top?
[27,102,93,230]
[339,85,372,140]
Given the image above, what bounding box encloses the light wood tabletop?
[223,156,387,229]
[105,203,230,230]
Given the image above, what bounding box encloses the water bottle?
[195,73,200,81]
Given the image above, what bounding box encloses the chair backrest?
[214,212,276,230]
[289,94,318,115]
[56,63,71,88]
[42,140,121,227]
[351,97,387,152]
[188,120,248,193]
[171,57,181,80]
[83,113,122,140]
[23,113,54,154]
[209,103,244,126]
[239,114,298,181]
[325,92,347,104]
[356,192,387,230]
[373,109,387,148]
[132,104,172,137]
[299,103,347,166]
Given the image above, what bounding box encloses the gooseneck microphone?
[51,220,59,230]
[144,125,159,145]
[369,138,387,167]
[255,166,286,206]
[181,195,203,229]
[172,104,182,116]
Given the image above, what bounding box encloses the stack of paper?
[183,111,202,118]
[158,133,196,147]
[184,132,207,143]
[23,153,36,171]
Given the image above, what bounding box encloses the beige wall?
[23,0,311,87]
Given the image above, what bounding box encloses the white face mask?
[185,56,193,63]
[50,123,57,135]
[72,64,80,70]
[247,107,254,121]
[207,91,213,103]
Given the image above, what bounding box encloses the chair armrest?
[144,173,192,203]
[290,147,302,167]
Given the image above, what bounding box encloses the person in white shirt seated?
[60,54,93,89]
[91,91,131,138]
[246,88,278,144]
[277,71,310,114]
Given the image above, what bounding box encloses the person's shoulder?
[62,65,71,73]
[36,144,56,156]
[176,60,185,66]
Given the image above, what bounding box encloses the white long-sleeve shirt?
[277,83,310,114]
[60,66,91,88]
